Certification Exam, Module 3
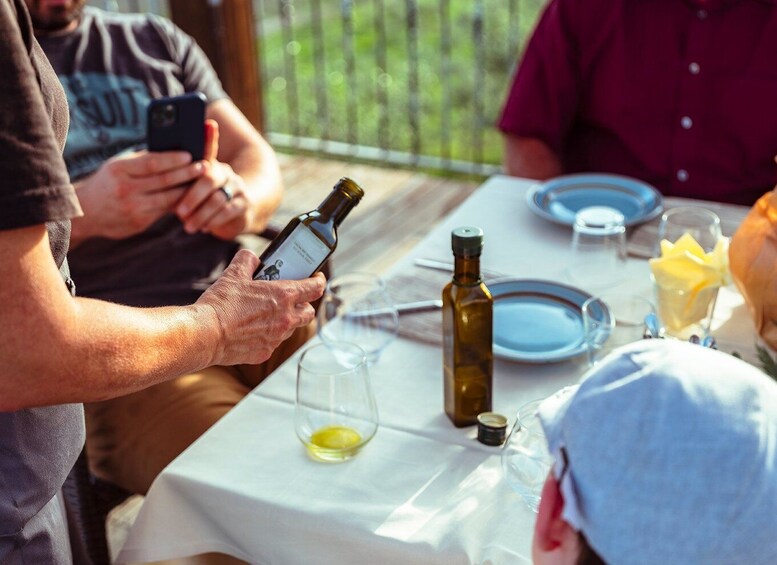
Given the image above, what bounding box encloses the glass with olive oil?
[295,342,378,462]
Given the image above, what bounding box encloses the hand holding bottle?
[197,249,326,366]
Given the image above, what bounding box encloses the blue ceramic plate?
[491,279,612,363]
[526,173,663,227]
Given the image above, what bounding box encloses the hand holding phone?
[147,92,207,160]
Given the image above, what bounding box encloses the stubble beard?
[28,0,86,34]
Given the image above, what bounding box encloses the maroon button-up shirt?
[498,0,777,205]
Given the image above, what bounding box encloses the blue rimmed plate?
[491,279,611,363]
[526,173,663,227]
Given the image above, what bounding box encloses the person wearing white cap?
[532,338,777,565]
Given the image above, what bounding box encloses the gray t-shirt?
[39,7,241,307]
[0,0,85,562]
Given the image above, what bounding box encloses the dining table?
[115,174,757,565]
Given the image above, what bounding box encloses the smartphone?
[147,92,207,160]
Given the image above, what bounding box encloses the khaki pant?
[85,324,314,495]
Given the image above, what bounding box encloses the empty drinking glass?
[566,206,627,291]
[501,398,553,513]
[582,292,655,367]
[295,342,379,463]
[318,272,399,365]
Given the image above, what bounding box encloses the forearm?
[229,137,283,233]
[0,224,219,410]
[208,99,283,234]
[502,135,563,180]
[4,294,219,411]
[29,298,218,408]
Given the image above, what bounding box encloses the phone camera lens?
[152,104,177,128]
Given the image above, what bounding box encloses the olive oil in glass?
[442,226,493,427]
[307,425,363,460]
[253,177,364,280]
[295,342,378,463]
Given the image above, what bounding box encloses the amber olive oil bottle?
[253,177,364,281]
[442,226,493,427]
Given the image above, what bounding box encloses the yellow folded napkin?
[649,233,730,333]
[650,233,730,292]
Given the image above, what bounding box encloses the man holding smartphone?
[27,0,308,496]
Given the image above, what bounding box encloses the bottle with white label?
[253,177,364,281]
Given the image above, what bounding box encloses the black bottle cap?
[335,177,365,202]
[451,226,484,255]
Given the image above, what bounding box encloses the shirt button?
[677,169,689,182]
[681,116,693,129]
[689,62,700,75]
[698,9,708,19]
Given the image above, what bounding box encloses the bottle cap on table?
[477,412,507,446]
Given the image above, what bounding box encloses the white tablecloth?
[116,175,756,565]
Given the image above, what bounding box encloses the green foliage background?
[256,0,546,168]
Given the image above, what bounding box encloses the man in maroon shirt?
[498,0,777,206]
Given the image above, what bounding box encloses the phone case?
[147,92,207,160]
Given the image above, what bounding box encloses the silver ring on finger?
[217,183,234,202]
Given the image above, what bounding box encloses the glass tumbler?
[567,206,627,292]
[295,342,379,463]
[501,398,553,513]
[582,292,655,367]
[654,207,722,339]
[656,206,722,254]
[318,272,399,365]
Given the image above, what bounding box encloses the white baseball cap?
[538,338,777,564]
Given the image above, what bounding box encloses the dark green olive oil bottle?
[442,226,493,427]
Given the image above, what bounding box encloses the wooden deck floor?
[271,153,484,276]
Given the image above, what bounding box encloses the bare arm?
[0,225,324,411]
[502,134,563,180]
[209,98,283,233]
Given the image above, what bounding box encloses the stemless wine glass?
[295,342,379,463]
[501,387,577,513]
[318,272,399,365]
[501,398,553,513]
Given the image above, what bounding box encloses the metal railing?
[257,0,545,176]
[87,0,546,177]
